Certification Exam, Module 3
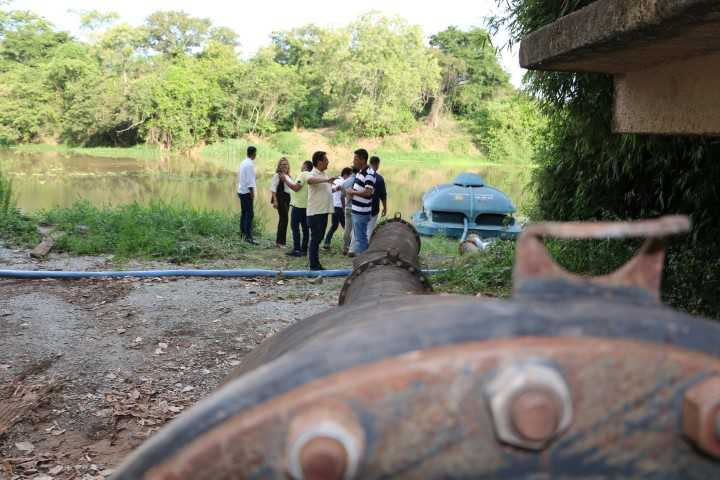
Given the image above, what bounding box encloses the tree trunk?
[427,92,446,128]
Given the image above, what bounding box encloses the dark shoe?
[300,249,308,255]
[322,244,331,251]
[286,250,303,257]
[347,252,356,258]
[310,265,325,271]
[245,239,259,245]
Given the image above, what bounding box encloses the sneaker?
[245,239,259,245]
[285,250,303,257]
[347,252,356,258]
[322,244,331,251]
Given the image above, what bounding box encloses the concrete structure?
[519,0,720,135]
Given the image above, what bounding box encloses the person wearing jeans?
[347,148,375,254]
[324,167,352,249]
[282,160,313,257]
[304,151,335,270]
[341,168,357,255]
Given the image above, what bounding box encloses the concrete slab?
[520,0,720,74]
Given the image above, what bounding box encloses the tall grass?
[0,167,12,214]
[40,201,254,261]
[12,143,163,160]
[0,169,38,245]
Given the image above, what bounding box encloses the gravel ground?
[0,245,342,479]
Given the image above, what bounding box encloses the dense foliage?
[0,6,537,149]
[492,0,720,317]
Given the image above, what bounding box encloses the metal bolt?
[683,376,720,458]
[486,363,572,450]
[287,407,364,480]
[510,387,562,442]
[297,437,348,480]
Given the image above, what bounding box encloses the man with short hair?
[237,146,257,244]
[341,167,358,256]
[324,167,352,249]
[346,148,375,254]
[304,151,336,270]
[367,156,387,237]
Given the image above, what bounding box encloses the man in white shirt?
[237,146,257,244]
[323,167,352,250]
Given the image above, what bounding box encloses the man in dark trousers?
[304,151,336,270]
[367,156,387,236]
[237,146,257,244]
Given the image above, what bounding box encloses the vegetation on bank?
[486,0,720,319]
[0,4,542,158]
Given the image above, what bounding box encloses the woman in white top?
[270,157,291,248]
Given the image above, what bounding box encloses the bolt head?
[486,363,572,450]
[510,387,562,442]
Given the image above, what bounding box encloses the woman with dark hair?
[282,160,313,257]
[270,157,291,248]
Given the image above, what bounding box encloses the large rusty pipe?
[113,216,720,479]
[354,216,421,269]
[341,217,430,306]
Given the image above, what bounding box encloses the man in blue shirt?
[367,156,387,237]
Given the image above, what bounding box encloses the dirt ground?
[0,245,342,479]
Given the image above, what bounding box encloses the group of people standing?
[236,146,387,271]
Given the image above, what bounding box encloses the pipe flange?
[338,254,433,305]
[369,214,422,252]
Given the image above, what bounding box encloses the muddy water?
[1,150,531,232]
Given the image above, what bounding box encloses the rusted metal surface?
[113,216,720,478]
[683,377,720,458]
[355,216,421,269]
[514,215,691,299]
[339,255,431,306]
[340,216,429,306]
[114,337,720,479]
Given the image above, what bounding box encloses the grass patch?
[39,201,252,262]
[0,169,39,246]
[11,144,163,160]
[432,240,516,297]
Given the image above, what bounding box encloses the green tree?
[78,9,119,31]
[271,24,336,128]
[492,0,720,317]
[96,23,145,88]
[144,10,212,58]
[130,59,220,149]
[428,26,510,123]
[0,10,70,65]
[326,13,441,136]
[0,64,57,143]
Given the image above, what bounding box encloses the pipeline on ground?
[110,214,720,479]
